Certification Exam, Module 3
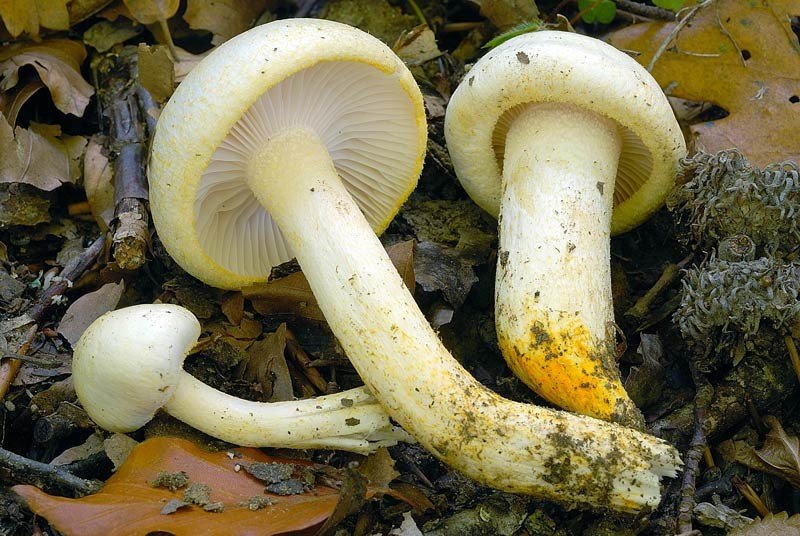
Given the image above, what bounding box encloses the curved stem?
[165,374,408,455]
[245,127,680,512]
[496,103,643,428]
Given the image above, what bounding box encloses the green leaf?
[653,0,685,11]
[578,0,616,24]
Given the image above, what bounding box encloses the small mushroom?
[148,20,680,512]
[72,304,409,454]
[445,31,686,426]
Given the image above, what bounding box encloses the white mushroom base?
[245,127,679,512]
[496,102,643,427]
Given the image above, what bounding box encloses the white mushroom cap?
[72,304,200,432]
[150,18,426,290]
[444,30,686,234]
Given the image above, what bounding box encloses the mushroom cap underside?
[444,30,686,235]
[149,19,427,290]
[72,304,201,432]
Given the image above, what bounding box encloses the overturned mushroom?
[72,304,408,454]
[148,19,681,512]
[445,31,686,426]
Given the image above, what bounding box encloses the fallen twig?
[0,446,102,497]
[0,236,105,399]
[647,0,714,72]
[616,0,676,21]
[95,48,150,271]
[285,328,329,393]
[676,406,708,534]
[625,255,691,320]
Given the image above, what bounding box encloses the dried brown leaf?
[83,19,142,52]
[414,241,478,308]
[754,416,800,488]
[122,0,178,25]
[83,137,114,231]
[0,0,69,39]
[245,242,415,320]
[238,324,293,402]
[220,292,245,326]
[137,43,174,103]
[357,447,400,493]
[386,240,415,293]
[57,282,125,346]
[314,469,367,536]
[393,24,441,65]
[0,79,44,125]
[478,0,539,30]
[0,114,79,191]
[0,39,93,117]
[728,512,800,536]
[183,0,267,45]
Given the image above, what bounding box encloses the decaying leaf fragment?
[607,0,800,166]
[0,39,94,117]
[0,0,69,39]
[183,0,268,45]
[475,0,539,30]
[57,281,125,345]
[122,0,178,25]
[0,114,85,191]
[728,511,800,536]
[754,416,800,488]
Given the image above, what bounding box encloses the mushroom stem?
[165,375,405,454]
[497,103,643,428]
[246,127,680,512]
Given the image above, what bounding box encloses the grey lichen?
[670,149,800,253]
[675,256,800,348]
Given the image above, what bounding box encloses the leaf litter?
[2,0,800,534]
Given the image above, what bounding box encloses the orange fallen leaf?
[13,437,341,536]
[607,0,800,166]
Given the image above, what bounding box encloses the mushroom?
[148,19,681,512]
[445,31,686,427]
[72,304,409,454]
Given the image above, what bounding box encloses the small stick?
[67,201,91,216]
[305,358,356,369]
[28,236,106,322]
[0,446,102,496]
[647,0,714,72]
[745,395,767,436]
[282,357,317,398]
[626,254,692,320]
[441,22,483,33]
[0,236,105,399]
[95,48,150,271]
[676,407,708,534]
[732,475,770,517]
[785,336,800,384]
[702,447,715,468]
[284,329,329,393]
[616,0,676,21]
[625,263,680,319]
